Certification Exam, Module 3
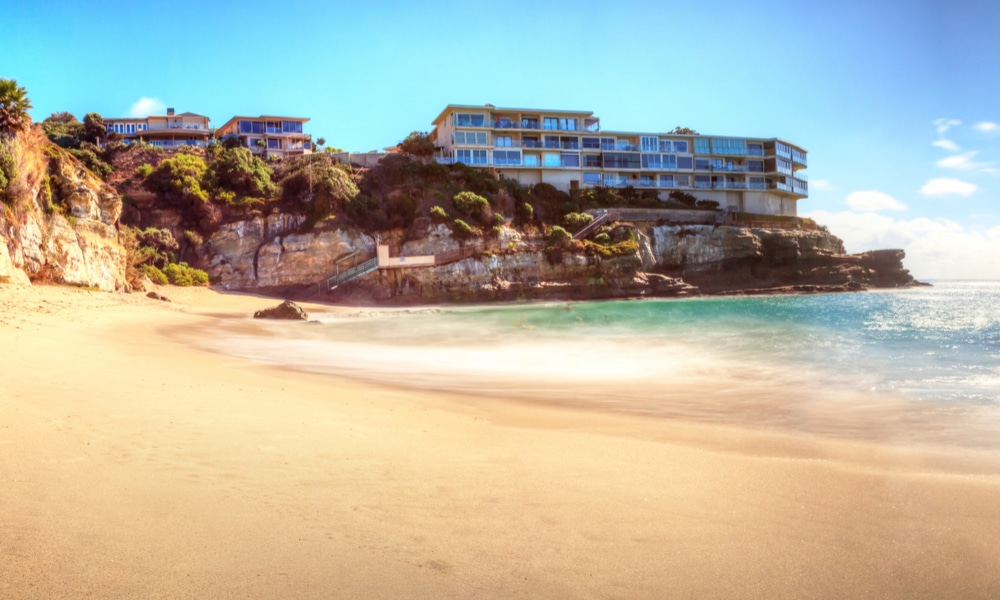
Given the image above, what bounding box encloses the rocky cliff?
[0,129,125,290]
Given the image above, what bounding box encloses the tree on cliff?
[668,126,699,135]
[0,78,33,136]
[398,131,435,157]
[83,112,106,145]
[41,112,85,148]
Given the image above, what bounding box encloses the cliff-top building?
[104,108,211,149]
[215,115,312,158]
[429,104,808,216]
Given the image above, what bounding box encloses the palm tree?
[0,78,33,136]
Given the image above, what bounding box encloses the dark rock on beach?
[253,300,308,320]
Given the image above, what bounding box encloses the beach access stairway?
[573,211,612,240]
[322,241,518,292]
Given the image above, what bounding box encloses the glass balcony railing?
[712,164,747,172]
[747,148,765,157]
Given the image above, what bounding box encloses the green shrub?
[668,190,698,207]
[135,163,153,178]
[146,151,209,203]
[515,201,534,224]
[563,212,594,232]
[453,190,489,217]
[140,264,168,285]
[493,213,505,225]
[430,205,448,221]
[592,232,611,245]
[547,225,572,245]
[452,218,475,239]
[207,146,278,203]
[162,262,209,286]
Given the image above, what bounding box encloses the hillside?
[1,126,919,302]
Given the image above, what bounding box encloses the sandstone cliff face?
[327,222,915,304]
[203,214,375,290]
[0,131,125,290]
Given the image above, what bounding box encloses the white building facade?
[429,104,808,216]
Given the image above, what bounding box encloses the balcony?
[713,181,747,190]
[615,144,640,152]
[712,164,747,173]
[791,153,808,167]
[747,148,766,157]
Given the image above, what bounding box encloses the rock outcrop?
[0,129,125,290]
[253,300,308,320]
[202,215,374,292]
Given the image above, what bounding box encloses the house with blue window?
[215,115,312,158]
[429,104,808,216]
[104,108,211,149]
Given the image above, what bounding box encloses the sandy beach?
[2,284,1000,599]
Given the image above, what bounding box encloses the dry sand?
[2,284,1000,599]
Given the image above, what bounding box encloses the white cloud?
[128,97,166,118]
[934,117,962,134]
[919,178,978,196]
[973,121,998,133]
[802,210,1000,280]
[845,190,907,211]
[932,139,961,152]
[932,118,962,153]
[809,179,834,192]
[935,151,992,170]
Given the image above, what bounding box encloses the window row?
[238,120,304,135]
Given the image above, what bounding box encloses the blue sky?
[3,0,999,278]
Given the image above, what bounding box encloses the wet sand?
[2,284,1000,599]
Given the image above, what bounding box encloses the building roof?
[216,115,311,132]
[431,104,595,126]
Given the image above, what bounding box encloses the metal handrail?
[324,257,378,290]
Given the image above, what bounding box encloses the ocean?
[204,281,1000,451]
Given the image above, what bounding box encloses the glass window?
[282,121,302,133]
[472,149,488,164]
[239,120,253,134]
[695,158,711,170]
[694,138,711,154]
[493,150,521,165]
[694,175,711,188]
[495,135,512,147]
[582,137,600,149]
[561,153,580,167]
[659,174,674,187]
[677,156,693,170]
[456,149,471,164]
[662,154,677,169]
[583,154,601,168]
[641,136,659,152]
[673,141,688,153]
[641,153,661,169]
[523,154,539,166]
[543,118,559,130]
[267,138,281,149]
[561,137,579,149]
[583,173,601,186]
[560,118,577,131]
[544,153,561,167]
[522,118,539,129]
[675,175,689,187]
[748,160,764,172]
[604,173,618,186]
[544,135,560,149]
[604,152,641,169]
[748,143,764,156]
[601,138,615,150]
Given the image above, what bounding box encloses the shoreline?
[3,284,1000,598]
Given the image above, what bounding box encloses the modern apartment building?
[104,108,211,149]
[429,104,808,216]
[215,115,312,158]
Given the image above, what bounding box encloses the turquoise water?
[212,281,1000,449]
